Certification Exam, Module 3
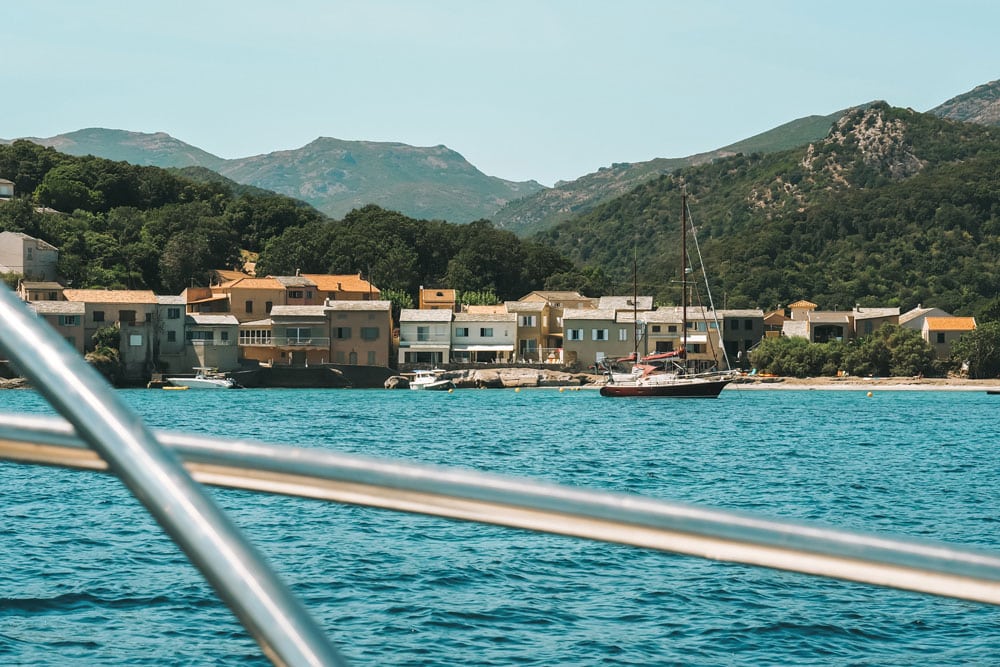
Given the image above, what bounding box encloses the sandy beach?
[730,376,1000,392]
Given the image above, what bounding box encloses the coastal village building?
[0,178,14,200]
[63,289,158,380]
[303,273,380,302]
[900,305,952,332]
[155,295,188,371]
[0,231,60,281]
[562,308,631,367]
[419,287,457,311]
[450,311,516,363]
[28,300,85,354]
[504,300,549,362]
[18,280,65,302]
[184,314,240,371]
[923,316,976,360]
[326,300,393,366]
[719,309,766,368]
[643,307,727,373]
[781,300,900,342]
[398,308,453,364]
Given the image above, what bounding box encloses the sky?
[3,1,998,187]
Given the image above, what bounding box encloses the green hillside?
[533,103,1000,316]
[491,110,846,236]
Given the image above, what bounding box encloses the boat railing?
[3,283,1000,666]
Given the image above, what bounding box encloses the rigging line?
[685,198,732,371]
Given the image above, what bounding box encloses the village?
[0,228,977,387]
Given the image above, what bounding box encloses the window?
[335,327,351,339]
[691,344,705,353]
[48,291,57,300]
[93,310,105,323]
[668,325,677,333]
[245,300,254,314]
[936,332,946,344]
[455,327,469,338]
[519,315,536,327]
[167,330,176,343]
[744,319,753,330]
[168,307,181,320]
[286,327,311,342]
[240,329,272,345]
[265,301,273,314]
[186,330,214,341]
[58,315,80,326]
[592,329,608,341]
[221,331,229,342]
[730,319,740,330]
[361,327,379,341]
[480,327,493,337]
[618,329,628,341]
[129,334,143,347]
[367,351,377,365]
[306,291,313,299]
[567,328,583,341]
[652,325,661,333]
[289,290,303,299]
[417,326,430,342]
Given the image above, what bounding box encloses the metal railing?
[3,282,1000,666]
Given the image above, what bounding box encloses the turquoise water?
[2,387,1000,665]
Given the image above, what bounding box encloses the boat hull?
[165,377,237,389]
[600,377,732,398]
[409,380,455,391]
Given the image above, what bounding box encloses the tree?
[951,322,1000,379]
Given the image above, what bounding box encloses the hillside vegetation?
[0,141,581,301]
[534,103,1000,316]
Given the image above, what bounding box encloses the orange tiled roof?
[63,289,158,304]
[787,300,818,309]
[925,316,976,331]
[225,277,285,290]
[301,273,378,293]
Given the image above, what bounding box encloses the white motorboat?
[166,367,239,389]
[408,369,455,391]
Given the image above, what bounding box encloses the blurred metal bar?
[3,412,1000,607]
[0,286,346,667]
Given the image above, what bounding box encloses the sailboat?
[600,192,737,398]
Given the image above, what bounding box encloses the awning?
[683,334,708,344]
[451,345,515,352]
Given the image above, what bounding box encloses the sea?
[1,386,999,666]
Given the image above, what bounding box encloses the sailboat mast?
[632,247,638,358]
[681,192,687,362]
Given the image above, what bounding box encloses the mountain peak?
[929,78,1000,126]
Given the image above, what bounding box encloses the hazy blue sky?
[3,1,997,186]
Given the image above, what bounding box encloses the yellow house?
[29,301,85,354]
[303,273,380,302]
[419,287,457,311]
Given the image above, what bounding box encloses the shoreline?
[728,376,1000,392]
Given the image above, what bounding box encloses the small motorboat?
[408,369,455,391]
[166,367,239,389]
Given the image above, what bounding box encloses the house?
[562,308,631,367]
[326,300,393,366]
[923,316,976,360]
[29,301,85,354]
[266,305,330,366]
[62,289,158,380]
[0,178,13,200]
[596,295,654,314]
[900,304,952,332]
[504,300,549,362]
[643,307,726,373]
[513,290,595,360]
[719,309,765,368]
[451,311,516,363]
[155,295,188,371]
[852,305,900,336]
[273,274,319,306]
[0,231,59,281]
[17,280,65,302]
[419,287,457,311]
[303,273,380,301]
[763,308,786,338]
[184,314,240,371]
[398,308,452,365]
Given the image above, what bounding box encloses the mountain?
[14,128,228,170]
[490,111,846,236]
[3,130,542,224]
[929,78,1000,126]
[216,137,542,223]
[534,102,1000,316]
